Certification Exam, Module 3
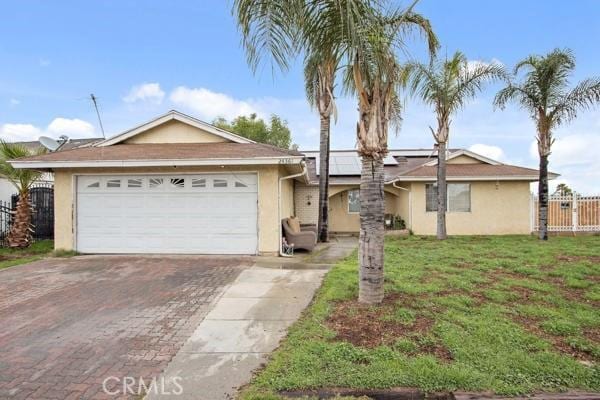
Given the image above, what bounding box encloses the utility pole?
[90,94,106,138]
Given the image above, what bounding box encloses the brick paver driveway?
[0,255,250,399]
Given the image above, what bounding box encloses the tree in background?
[0,141,46,248]
[495,49,600,240]
[213,113,292,149]
[553,183,573,196]
[406,51,504,239]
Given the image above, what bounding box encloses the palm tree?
[233,0,437,303]
[407,52,504,239]
[233,0,341,243]
[344,4,437,303]
[0,141,47,248]
[495,49,600,240]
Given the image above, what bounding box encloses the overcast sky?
[1,0,599,193]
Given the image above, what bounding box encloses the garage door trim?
[73,171,260,254]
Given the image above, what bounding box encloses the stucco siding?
[447,155,483,164]
[410,180,531,235]
[280,171,294,220]
[329,186,401,232]
[124,120,228,144]
[53,165,284,254]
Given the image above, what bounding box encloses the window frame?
[425,183,471,213]
[347,189,360,214]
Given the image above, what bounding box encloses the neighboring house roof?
[9,142,304,169]
[97,110,254,146]
[12,138,103,152]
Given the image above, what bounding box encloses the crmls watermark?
[102,376,183,396]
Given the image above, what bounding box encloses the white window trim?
[347,189,360,214]
[425,183,472,213]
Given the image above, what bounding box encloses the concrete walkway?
[147,236,356,400]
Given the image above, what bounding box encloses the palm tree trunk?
[538,154,549,240]
[358,156,385,304]
[8,189,33,248]
[436,141,447,240]
[317,114,331,242]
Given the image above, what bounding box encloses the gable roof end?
[97,110,255,147]
[423,149,502,166]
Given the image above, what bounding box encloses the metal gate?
[10,185,54,241]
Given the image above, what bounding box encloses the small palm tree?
[495,49,600,240]
[0,141,47,248]
[407,52,504,239]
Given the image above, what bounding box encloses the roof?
[9,142,304,169]
[98,110,254,146]
[303,149,558,183]
[12,138,103,152]
[395,164,558,181]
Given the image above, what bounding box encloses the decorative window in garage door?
[78,174,258,193]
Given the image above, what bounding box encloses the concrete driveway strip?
[147,267,327,400]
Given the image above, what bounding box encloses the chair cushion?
[287,217,301,233]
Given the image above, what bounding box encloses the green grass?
[0,240,65,270]
[241,236,600,398]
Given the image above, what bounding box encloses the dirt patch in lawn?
[512,315,597,362]
[326,294,452,360]
[556,255,600,263]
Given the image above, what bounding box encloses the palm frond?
[0,140,46,193]
[550,77,600,124]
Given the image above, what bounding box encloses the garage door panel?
[76,173,258,254]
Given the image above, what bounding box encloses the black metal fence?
[1,183,54,246]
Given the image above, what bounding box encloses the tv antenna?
[90,93,106,138]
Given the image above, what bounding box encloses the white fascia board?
[97,110,254,147]
[10,156,304,169]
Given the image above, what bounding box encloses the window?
[213,179,228,188]
[106,179,121,188]
[448,184,470,212]
[127,178,143,188]
[348,189,360,213]
[191,178,206,188]
[86,181,100,188]
[234,181,247,188]
[149,178,164,188]
[170,178,185,188]
[426,184,438,212]
[426,183,471,212]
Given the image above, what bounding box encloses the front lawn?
[243,235,600,398]
[0,240,55,270]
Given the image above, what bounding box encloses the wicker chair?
[282,218,317,251]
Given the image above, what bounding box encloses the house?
[10,110,557,255]
[298,149,557,235]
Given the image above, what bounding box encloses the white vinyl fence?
[531,193,600,232]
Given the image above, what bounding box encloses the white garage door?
[76,174,258,254]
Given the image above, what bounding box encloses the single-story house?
[10,110,557,255]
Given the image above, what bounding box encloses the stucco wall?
[410,180,532,235]
[447,154,483,164]
[53,164,289,254]
[124,120,228,144]
[280,170,295,220]
[329,186,401,232]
